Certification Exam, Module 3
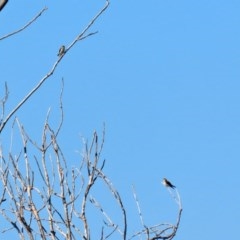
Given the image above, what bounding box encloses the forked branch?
[0,0,110,133]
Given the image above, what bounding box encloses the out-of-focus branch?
[0,82,9,124]
[132,185,145,227]
[0,0,8,12]
[89,197,118,232]
[0,7,47,41]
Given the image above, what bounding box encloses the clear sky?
[1,0,240,239]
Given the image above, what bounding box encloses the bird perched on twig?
[162,178,176,189]
[57,45,65,57]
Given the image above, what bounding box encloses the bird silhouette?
[162,178,176,189]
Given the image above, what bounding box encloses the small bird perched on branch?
[57,45,65,57]
[162,178,176,189]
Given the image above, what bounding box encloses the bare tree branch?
[0,82,9,124]
[64,0,110,56]
[0,112,182,239]
[0,0,8,12]
[0,7,48,40]
[132,185,145,228]
[0,1,183,239]
[129,184,182,240]
[0,0,110,133]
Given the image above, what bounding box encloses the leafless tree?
[0,1,182,239]
[0,114,182,239]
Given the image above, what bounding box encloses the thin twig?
[0,82,9,122]
[64,0,110,56]
[132,185,145,227]
[0,7,48,41]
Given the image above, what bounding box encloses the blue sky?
[1,0,240,239]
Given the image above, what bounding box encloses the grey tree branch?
[0,82,8,125]
[65,0,110,55]
[0,0,110,134]
[0,0,183,239]
[129,185,182,240]
[0,7,47,41]
[0,107,182,239]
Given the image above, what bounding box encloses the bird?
[162,178,176,189]
[57,45,65,57]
